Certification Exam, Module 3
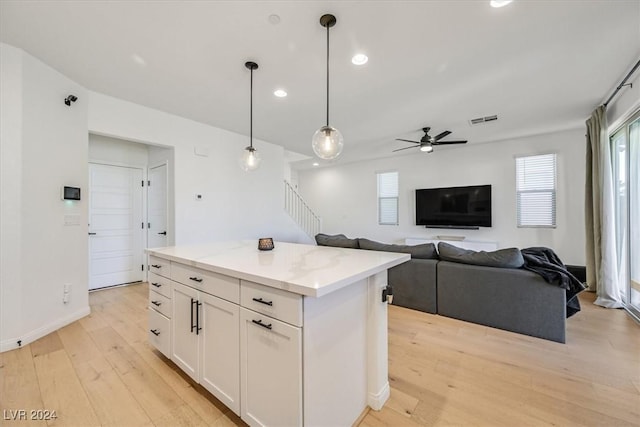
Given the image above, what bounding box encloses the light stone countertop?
[146,241,410,297]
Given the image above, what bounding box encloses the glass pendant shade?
[312,125,343,160]
[239,146,261,171]
[240,61,260,172]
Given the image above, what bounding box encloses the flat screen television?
[415,185,492,228]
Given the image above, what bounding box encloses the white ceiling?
[1,1,639,168]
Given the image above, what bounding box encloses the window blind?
[377,172,398,225]
[516,153,556,227]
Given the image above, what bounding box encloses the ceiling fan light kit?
[312,13,344,160]
[239,61,261,172]
[393,127,467,154]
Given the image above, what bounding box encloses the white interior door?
[89,163,144,290]
[147,163,168,249]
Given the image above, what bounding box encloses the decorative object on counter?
[258,237,274,251]
[239,61,261,171]
[311,14,343,160]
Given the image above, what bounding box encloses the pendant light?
[312,14,343,160]
[240,61,261,172]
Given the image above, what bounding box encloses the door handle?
[158,231,167,235]
[150,329,160,336]
[88,232,97,235]
[151,301,161,307]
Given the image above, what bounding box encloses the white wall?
[1,43,89,351]
[89,133,150,166]
[88,92,309,245]
[298,128,587,265]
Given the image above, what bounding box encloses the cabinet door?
[199,292,240,415]
[171,282,199,381]
[240,308,302,427]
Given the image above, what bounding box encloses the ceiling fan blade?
[432,140,467,145]
[395,138,420,144]
[433,130,451,141]
[392,146,419,152]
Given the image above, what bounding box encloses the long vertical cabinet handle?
[190,298,196,333]
[196,301,202,335]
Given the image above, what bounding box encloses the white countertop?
[146,241,410,297]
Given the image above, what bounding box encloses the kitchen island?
[146,241,409,427]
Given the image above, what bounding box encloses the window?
[515,153,556,227]
[377,171,398,225]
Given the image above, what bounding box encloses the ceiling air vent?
[469,114,498,126]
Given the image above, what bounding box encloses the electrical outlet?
[63,284,70,304]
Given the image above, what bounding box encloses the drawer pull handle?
[151,301,161,307]
[151,282,161,288]
[191,298,196,333]
[252,297,273,306]
[150,329,160,336]
[189,276,203,283]
[151,264,162,269]
[252,319,273,330]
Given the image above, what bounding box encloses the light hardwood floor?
[1,284,638,426]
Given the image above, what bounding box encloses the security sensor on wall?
[64,95,78,106]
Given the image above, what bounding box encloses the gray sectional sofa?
[315,234,569,343]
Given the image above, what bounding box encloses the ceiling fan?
[393,127,467,153]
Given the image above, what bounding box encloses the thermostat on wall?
[61,186,81,200]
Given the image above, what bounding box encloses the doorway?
[611,111,640,318]
[88,163,144,290]
[147,163,168,249]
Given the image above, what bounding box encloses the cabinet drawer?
[171,262,240,304]
[149,289,171,318]
[148,308,171,359]
[148,272,171,298]
[241,280,302,327]
[149,256,171,278]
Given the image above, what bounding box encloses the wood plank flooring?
[1,284,638,426]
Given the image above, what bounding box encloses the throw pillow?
[437,242,524,268]
[315,233,360,249]
[358,238,438,259]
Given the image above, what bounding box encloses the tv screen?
[415,185,492,228]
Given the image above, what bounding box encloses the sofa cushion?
[358,238,438,259]
[437,242,524,268]
[315,233,359,249]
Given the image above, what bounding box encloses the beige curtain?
[585,106,624,308]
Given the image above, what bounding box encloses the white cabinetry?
[170,270,241,414]
[240,307,302,427]
[147,242,409,427]
[147,262,172,359]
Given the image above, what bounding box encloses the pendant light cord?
[326,24,330,127]
[250,67,253,149]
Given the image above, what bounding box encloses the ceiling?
[1,1,639,168]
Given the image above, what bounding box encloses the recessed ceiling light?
[131,53,146,66]
[312,162,319,167]
[274,89,287,98]
[268,14,281,24]
[351,53,368,65]
[490,0,513,7]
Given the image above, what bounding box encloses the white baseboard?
[368,381,390,411]
[0,306,90,353]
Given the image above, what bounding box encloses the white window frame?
[377,171,399,226]
[515,153,557,228]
